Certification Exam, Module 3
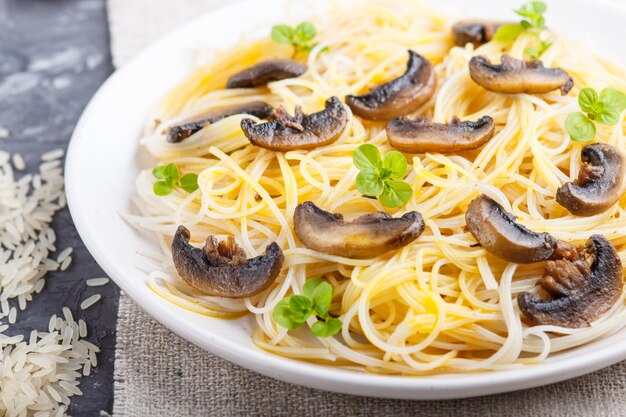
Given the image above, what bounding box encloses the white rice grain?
[12,153,25,171]
[86,277,109,287]
[80,294,101,310]
[41,148,64,161]
[60,256,72,271]
[0,127,9,139]
[56,247,73,263]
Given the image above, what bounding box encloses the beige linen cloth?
[108,1,626,415]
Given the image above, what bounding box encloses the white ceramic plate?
[66,0,626,399]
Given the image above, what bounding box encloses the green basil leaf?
[180,173,199,193]
[303,278,325,300]
[273,298,306,330]
[379,181,412,208]
[271,25,294,44]
[163,163,180,185]
[153,181,174,196]
[578,88,599,115]
[289,295,313,316]
[312,282,333,315]
[516,1,547,17]
[353,144,381,171]
[295,21,316,42]
[382,151,408,180]
[356,170,384,196]
[152,165,167,180]
[311,318,342,337]
[565,112,596,142]
[519,20,532,30]
[596,109,622,126]
[492,23,524,42]
[599,87,626,113]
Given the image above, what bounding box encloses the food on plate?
[226,59,308,89]
[171,226,284,298]
[556,143,626,216]
[293,201,425,259]
[345,50,437,121]
[241,96,348,151]
[128,0,626,374]
[468,55,573,95]
[386,115,495,153]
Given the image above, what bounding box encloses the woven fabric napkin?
[107,1,626,415]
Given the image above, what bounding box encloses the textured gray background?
[0,0,118,415]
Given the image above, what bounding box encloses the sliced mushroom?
[345,50,437,121]
[518,235,623,328]
[452,20,506,47]
[171,225,284,298]
[469,55,573,95]
[241,96,347,151]
[386,115,495,153]
[556,143,626,216]
[226,59,308,89]
[166,101,273,143]
[293,201,425,259]
[465,195,578,264]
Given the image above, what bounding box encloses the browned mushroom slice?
[226,59,308,89]
[241,97,347,151]
[465,195,577,264]
[452,20,506,47]
[166,101,273,143]
[518,235,623,328]
[345,50,437,121]
[556,143,626,216]
[293,201,425,259]
[469,55,573,95]
[171,226,284,298]
[386,115,495,153]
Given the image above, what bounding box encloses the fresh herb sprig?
[353,144,413,208]
[152,163,199,196]
[566,88,626,142]
[492,1,552,60]
[273,278,342,337]
[271,21,322,55]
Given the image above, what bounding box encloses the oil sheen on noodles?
[124,0,626,374]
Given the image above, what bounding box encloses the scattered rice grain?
[86,277,109,287]
[80,294,101,310]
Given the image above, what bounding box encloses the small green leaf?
[271,25,294,44]
[289,295,313,316]
[311,318,342,337]
[382,151,408,180]
[492,23,524,42]
[181,173,199,193]
[273,298,306,330]
[152,165,167,180]
[353,144,381,171]
[153,181,174,196]
[516,1,547,18]
[596,109,622,126]
[356,170,384,196]
[578,88,599,115]
[303,278,325,300]
[311,282,333,315]
[519,20,532,30]
[379,181,412,208]
[163,163,180,185]
[565,112,596,142]
[295,21,316,42]
[599,87,626,113]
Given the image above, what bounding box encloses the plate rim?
[66,0,626,400]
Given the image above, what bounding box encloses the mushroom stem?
[226,59,308,89]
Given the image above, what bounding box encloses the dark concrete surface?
[0,0,119,415]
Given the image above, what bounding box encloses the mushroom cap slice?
[240,96,348,151]
[466,195,566,264]
[166,101,274,143]
[469,55,574,95]
[226,59,308,89]
[452,20,506,47]
[345,50,437,121]
[171,226,284,298]
[386,115,495,153]
[293,201,425,259]
[556,143,626,216]
[518,235,623,328]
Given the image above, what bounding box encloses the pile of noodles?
[124,0,626,374]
